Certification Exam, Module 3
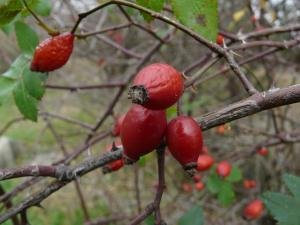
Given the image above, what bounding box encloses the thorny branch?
[1,84,300,223]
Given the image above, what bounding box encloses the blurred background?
[0,0,299,224]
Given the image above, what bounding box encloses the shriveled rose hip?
[128,63,184,110]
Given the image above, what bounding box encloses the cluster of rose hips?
[31,31,266,221]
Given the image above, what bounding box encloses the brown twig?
[0,149,123,224]
[128,146,166,225]
[0,185,19,225]
[75,23,132,38]
[44,82,127,91]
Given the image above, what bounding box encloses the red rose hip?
[120,104,167,163]
[195,181,205,191]
[193,174,202,182]
[243,199,264,220]
[182,183,193,193]
[31,32,75,72]
[102,142,124,173]
[197,154,214,171]
[128,63,184,110]
[112,114,125,136]
[166,116,203,170]
[257,147,268,156]
[216,161,232,177]
[216,34,224,45]
[103,159,124,173]
[243,179,257,189]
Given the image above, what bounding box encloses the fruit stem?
[21,0,59,36]
[128,85,149,105]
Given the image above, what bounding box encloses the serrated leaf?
[13,82,38,121]
[15,21,39,55]
[262,192,300,225]
[0,77,17,104]
[283,174,300,200]
[226,165,242,183]
[217,182,235,207]
[2,54,30,79]
[170,0,218,41]
[23,67,45,100]
[136,0,164,22]
[207,170,222,194]
[178,205,203,225]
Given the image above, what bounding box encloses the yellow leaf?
[233,9,246,22]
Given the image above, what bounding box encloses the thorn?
[181,72,189,80]
[230,50,242,57]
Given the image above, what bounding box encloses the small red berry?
[193,174,202,182]
[216,161,232,177]
[243,179,257,189]
[195,181,205,191]
[120,104,167,163]
[216,124,226,135]
[182,183,193,193]
[103,159,124,173]
[216,34,224,45]
[112,114,126,136]
[243,199,264,220]
[102,142,124,174]
[128,63,184,110]
[31,32,75,72]
[166,116,203,170]
[257,147,268,156]
[197,154,214,171]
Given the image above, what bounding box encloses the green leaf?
[207,170,222,194]
[0,77,17,104]
[136,0,164,22]
[262,192,300,225]
[178,205,203,225]
[283,174,300,200]
[170,0,218,41]
[23,67,45,100]
[1,20,15,33]
[1,54,46,121]
[0,0,22,26]
[15,21,39,55]
[262,174,300,225]
[138,155,146,167]
[13,82,38,121]
[31,0,51,16]
[2,54,30,79]
[144,214,155,225]
[217,182,235,207]
[166,105,177,119]
[226,165,242,183]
